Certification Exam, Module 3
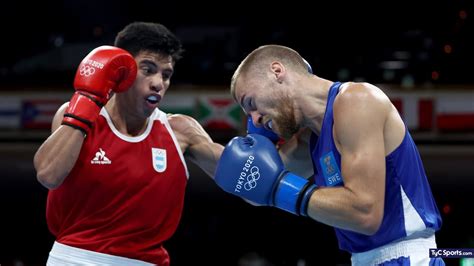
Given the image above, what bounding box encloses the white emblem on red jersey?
[152,148,167,172]
[91,148,111,164]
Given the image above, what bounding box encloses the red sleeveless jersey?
[46,108,189,265]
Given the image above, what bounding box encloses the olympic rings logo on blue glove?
[244,166,260,190]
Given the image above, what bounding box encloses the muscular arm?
[33,102,85,189]
[34,46,136,190]
[306,83,388,235]
[168,114,224,178]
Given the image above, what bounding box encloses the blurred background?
[0,0,473,265]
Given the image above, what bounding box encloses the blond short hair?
[230,45,308,100]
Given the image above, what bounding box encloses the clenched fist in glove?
[62,45,137,135]
[214,134,317,216]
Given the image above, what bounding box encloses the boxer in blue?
[215,44,444,266]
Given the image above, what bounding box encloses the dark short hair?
[114,22,184,62]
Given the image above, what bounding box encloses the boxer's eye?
[249,98,256,111]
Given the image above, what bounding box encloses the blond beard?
[273,95,299,140]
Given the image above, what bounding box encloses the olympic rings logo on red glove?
[79,65,96,77]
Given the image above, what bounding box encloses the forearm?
[306,186,381,235]
[34,126,85,189]
[187,142,224,178]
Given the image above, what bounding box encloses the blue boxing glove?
[214,134,317,216]
[246,115,280,143]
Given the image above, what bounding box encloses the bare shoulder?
[333,82,389,135]
[166,113,212,148]
[333,82,392,122]
[167,113,201,134]
[167,113,193,127]
[166,114,223,177]
[335,82,391,114]
[333,82,392,148]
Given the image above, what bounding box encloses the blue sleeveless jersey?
[309,82,442,253]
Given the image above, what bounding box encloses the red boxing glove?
[62,46,137,135]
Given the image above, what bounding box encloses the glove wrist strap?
[274,173,314,215]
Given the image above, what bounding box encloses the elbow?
[355,204,384,235]
[34,154,63,190]
[358,215,382,235]
[35,163,65,190]
[36,170,63,190]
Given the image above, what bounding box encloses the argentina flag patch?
[152,148,167,173]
